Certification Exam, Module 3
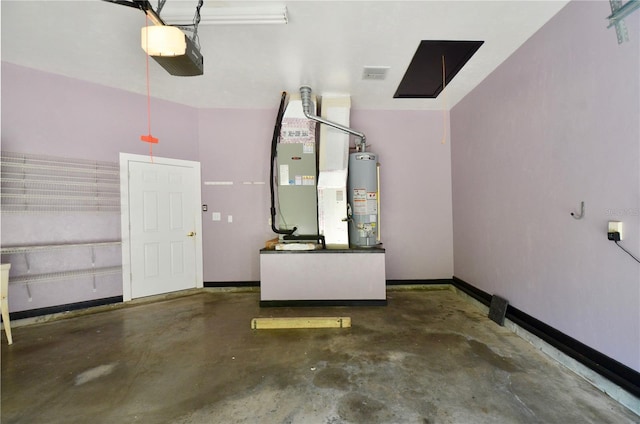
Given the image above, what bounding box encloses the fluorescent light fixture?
[141,26,186,56]
[162,6,288,25]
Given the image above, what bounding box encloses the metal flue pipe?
[299,86,366,150]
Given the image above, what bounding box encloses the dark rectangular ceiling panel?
[394,40,484,98]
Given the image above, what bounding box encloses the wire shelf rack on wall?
[0,241,123,302]
[9,266,122,285]
[0,151,120,213]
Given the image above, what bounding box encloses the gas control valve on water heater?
[348,152,380,247]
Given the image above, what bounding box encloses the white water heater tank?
[348,152,380,247]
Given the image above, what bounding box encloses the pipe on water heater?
[299,86,366,150]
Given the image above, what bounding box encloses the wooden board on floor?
[251,317,351,330]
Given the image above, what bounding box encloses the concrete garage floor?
[1,288,638,424]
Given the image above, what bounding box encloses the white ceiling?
[1,0,569,110]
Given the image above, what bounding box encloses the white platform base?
[259,249,386,302]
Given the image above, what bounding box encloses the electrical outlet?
[608,221,623,241]
[212,212,221,221]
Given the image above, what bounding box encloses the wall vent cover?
[489,295,509,326]
[394,40,483,98]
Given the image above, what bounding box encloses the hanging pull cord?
[140,14,159,161]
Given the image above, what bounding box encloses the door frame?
[119,153,204,302]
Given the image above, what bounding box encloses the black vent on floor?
[489,295,509,326]
[394,40,484,99]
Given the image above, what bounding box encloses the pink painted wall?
[451,1,639,371]
[197,108,454,282]
[1,63,199,312]
[1,63,199,162]
[351,110,453,280]
[1,62,454,310]
[197,108,276,282]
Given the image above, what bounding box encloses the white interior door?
[120,154,203,301]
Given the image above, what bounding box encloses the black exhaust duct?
[269,92,297,236]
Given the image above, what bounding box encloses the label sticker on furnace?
[279,165,289,186]
[303,142,314,154]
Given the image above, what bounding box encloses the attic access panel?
[394,40,484,99]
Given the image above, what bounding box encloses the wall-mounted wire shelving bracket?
[0,242,122,299]
[91,246,97,293]
[608,0,640,44]
[23,252,32,301]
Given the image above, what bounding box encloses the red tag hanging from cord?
[141,15,159,160]
[140,134,158,144]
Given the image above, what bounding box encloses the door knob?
[187,231,196,237]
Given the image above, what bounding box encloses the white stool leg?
[1,300,11,345]
[1,264,12,345]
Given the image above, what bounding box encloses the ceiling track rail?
[607,0,640,44]
[102,0,166,25]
